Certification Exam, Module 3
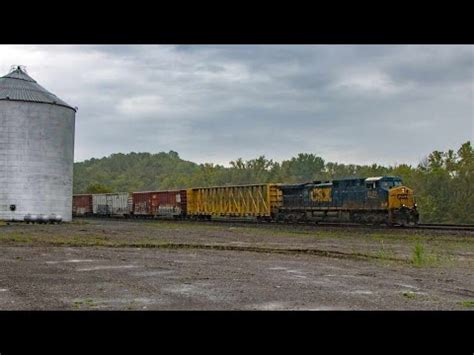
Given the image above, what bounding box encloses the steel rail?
[69,215,474,232]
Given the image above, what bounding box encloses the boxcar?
[92,192,132,216]
[186,183,282,219]
[132,190,187,218]
[72,194,93,216]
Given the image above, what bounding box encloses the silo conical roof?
[0,66,76,111]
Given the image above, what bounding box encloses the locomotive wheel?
[397,217,408,226]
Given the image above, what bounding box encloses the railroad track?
[6,215,471,233]
[413,223,474,231]
[207,220,474,232]
[71,216,474,232]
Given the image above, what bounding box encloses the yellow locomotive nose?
[388,185,416,210]
[388,185,419,225]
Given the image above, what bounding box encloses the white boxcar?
[92,193,132,216]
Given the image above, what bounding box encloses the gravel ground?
[0,218,473,310]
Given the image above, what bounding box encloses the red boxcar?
[73,194,93,216]
[132,190,187,218]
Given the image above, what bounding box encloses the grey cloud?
[1,45,471,167]
[384,46,474,86]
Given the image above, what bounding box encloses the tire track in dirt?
[17,241,403,263]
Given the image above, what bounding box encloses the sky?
[0,45,472,166]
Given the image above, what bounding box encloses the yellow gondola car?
[186,183,282,220]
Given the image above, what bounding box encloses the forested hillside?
[74,142,473,224]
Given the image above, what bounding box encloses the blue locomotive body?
[277,176,418,225]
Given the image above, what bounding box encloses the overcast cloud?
[0,45,472,166]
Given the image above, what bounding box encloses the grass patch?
[3,234,36,243]
[410,241,445,267]
[70,220,90,225]
[146,220,225,231]
[402,291,417,299]
[0,232,111,246]
[371,233,391,241]
[460,300,474,308]
[411,241,425,266]
[73,298,97,309]
[375,241,397,264]
[146,220,402,240]
[441,240,474,252]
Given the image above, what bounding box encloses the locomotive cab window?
[380,180,402,190]
[366,182,377,189]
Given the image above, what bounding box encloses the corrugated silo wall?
[0,101,75,221]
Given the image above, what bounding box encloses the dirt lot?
[0,218,473,310]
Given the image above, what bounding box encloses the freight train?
[73,176,419,226]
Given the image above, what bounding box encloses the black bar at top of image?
[1,6,473,45]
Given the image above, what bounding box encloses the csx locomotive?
[277,176,418,225]
[73,175,419,226]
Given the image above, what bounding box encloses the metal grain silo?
[0,66,76,221]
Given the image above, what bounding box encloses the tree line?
[74,141,473,224]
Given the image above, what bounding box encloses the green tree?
[280,153,325,183]
[73,141,474,224]
[85,183,113,193]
